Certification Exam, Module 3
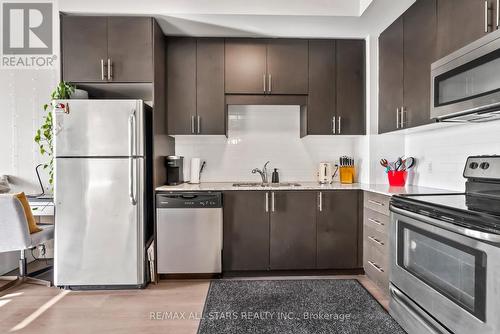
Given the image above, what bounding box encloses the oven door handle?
[391,205,500,245]
[390,285,451,334]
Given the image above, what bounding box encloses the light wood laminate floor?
[0,275,388,334]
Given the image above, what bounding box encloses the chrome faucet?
[252,161,270,184]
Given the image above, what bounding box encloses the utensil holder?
[387,170,407,187]
[339,166,355,184]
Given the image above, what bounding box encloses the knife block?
[339,166,355,184]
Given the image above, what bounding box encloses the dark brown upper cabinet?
[196,39,225,135]
[61,16,153,83]
[436,0,498,60]
[307,40,336,135]
[61,16,108,83]
[378,0,436,133]
[317,191,361,269]
[225,39,267,94]
[269,191,317,270]
[266,40,309,94]
[305,39,365,136]
[223,191,270,271]
[379,17,404,134]
[167,38,225,135]
[167,38,197,135]
[336,40,366,135]
[225,39,308,95]
[107,17,153,82]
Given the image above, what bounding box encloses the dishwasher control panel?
[156,192,222,208]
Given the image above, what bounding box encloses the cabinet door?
[196,39,225,135]
[317,191,360,269]
[61,16,108,83]
[267,39,309,94]
[307,40,336,135]
[437,0,491,60]
[107,17,153,82]
[223,191,270,271]
[225,39,267,94]
[270,191,317,270]
[403,0,437,128]
[336,40,366,135]
[378,17,404,134]
[167,38,197,135]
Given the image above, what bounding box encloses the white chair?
[0,194,54,291]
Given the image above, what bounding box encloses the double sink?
[232,182,302,188]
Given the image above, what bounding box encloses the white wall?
[175,105,364,182]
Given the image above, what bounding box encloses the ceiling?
[59,0,415,38]
[60,0,374,17]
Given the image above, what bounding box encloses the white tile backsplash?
[404,122,500,191]
[175,105,363,182]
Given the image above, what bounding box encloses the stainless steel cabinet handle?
[367,260,384,273]
[497,0,499,28]
[401,106,406,128]
[191,116,195,134]
[338,116,342,134]
[128,110,137,206]
[368,199,384,206]
[368,236,385,246]
[263,74,266,93]
[265,192,269,212]
[100,59,105,81]
[318,192,323,212]
[271,192,275,212]
[368,218,385,226]
[197,116,201,134]
[268,74,272,93]
[485,0,490,33]
[107,58,112,80]
[396,107,400,129]
[332,117,336,134]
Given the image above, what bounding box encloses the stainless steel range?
[389,156,500,334]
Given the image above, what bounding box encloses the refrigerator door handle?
[129,110,137,205]
[129,110,137,156]
[129,157,137,206]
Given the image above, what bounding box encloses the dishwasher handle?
[156,192,222,208]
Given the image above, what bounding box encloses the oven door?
[390,207,500,334]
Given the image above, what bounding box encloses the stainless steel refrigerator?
[53,100,152,289]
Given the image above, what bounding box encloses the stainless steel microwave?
[431,28,500,122]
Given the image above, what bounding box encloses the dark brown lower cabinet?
[222,190,361,272]
[223,191,270,271]
[270,191,317,270]
[317,191,361,269]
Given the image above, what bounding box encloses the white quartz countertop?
[156,182,455,197]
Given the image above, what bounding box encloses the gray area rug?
[197,279,405,334]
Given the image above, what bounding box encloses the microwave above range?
[431,28,500,123]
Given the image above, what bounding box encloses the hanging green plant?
[34,81,75,189]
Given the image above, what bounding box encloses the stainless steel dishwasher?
[156,192,222,274]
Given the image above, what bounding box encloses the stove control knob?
[480,162,490,170]
[469,162,479,169]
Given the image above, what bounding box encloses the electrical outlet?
[427,162,433,173]
[38,244,46,256]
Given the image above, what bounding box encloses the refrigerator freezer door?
[53,100,144,157]
[54,157,145,287]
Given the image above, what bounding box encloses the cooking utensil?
[402,157,416,170]
[395,157,403,171]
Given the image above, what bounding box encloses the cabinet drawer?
[364,192,391,216]
[363,237,388,269]
[364,257,390,295]
[364,223,389,255]
[363,208,389,235]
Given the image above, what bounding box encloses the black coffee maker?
[165,156,184,185]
